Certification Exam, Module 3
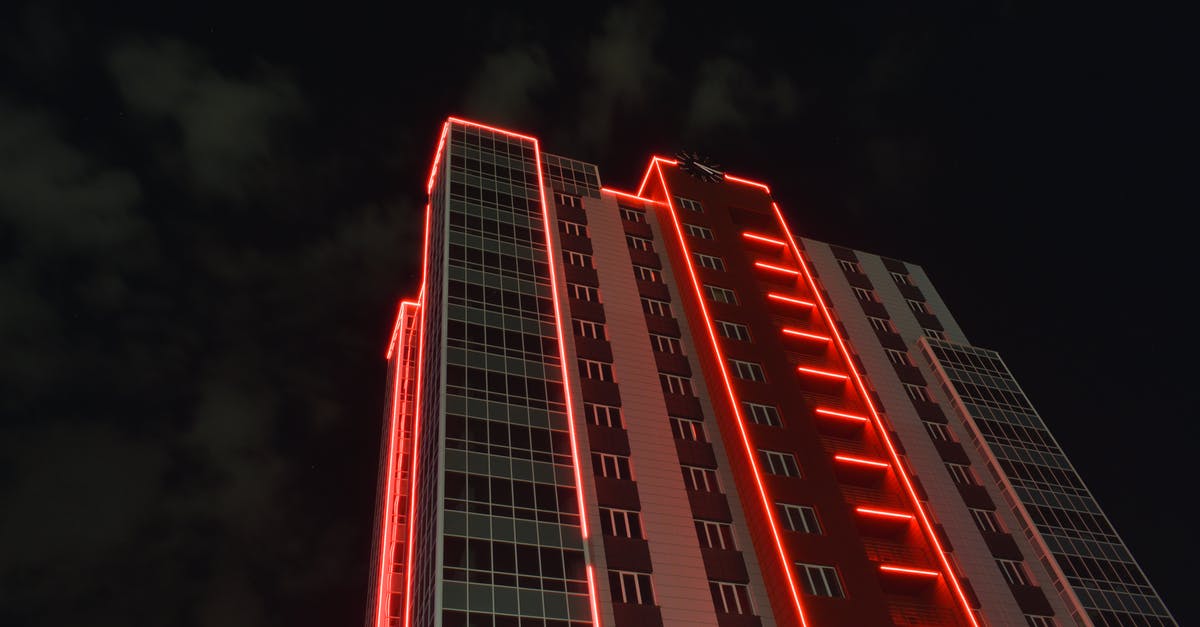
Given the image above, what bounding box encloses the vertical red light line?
[768,201,980,627]
[374,303,406,627]
[649,161,812,627]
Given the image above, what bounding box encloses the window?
[797,563,844,598]
[592,453,633,480]
[742,402,782,427]
[852,287,876,303]
[585,403,623,428]
[868,316,896,333]
[573,319,607,340]
[924,421,954,441]
[660,373,694,396]
[885,349,913,367]
[555,192,581,208]
[626,234,653,251]
[670,416,706,442]
[579,359,615,382]
[838,259,862,274]
[970,508,1004,533]
[650,333,683,354]
[685,223,714,240]
[695,519,737,550]
[641,297,672,317]
[620,206,646,223]
[924,328,947,341]
[710,581,754,615]
[560,220,587,237]
[682,465,720,492]
[599,508,643,538]
[634,265,663,283]
[716,320,751,342]
[705,285,738,305]
[904,383,931,403]
[693,252,725,271]
[1025,615,1057,627]
[610,570,655,605]
[777,503,822,534]
[568,283,599,302]
[997,559,1031,586]
[674,196,703,213]
[566,250,593,268]
[907,298,931,314]
[730,359,767,382]
[759,450,802,477]
[891,271,913,286]
[946,463,979,486]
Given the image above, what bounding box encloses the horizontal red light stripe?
[767,293,815,308]
[724,173,772,193]
[879,565,942,577]
[813,408,869,422]
[741,231,788,247]
[856,507,914,521]
[601,187,666,205]
[781,328,830,342]
[755,261,801,276]
[796,366,849,381]
[834,454,891,469]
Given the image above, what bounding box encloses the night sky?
[1,2,1191,625]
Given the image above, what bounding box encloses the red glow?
[601,187,666,206]
[813,407,869,422]
[856,507,914,521]
[781,328,831,342]
[723,173,772,193]
[649,159,812,627]
[880,565,942,578]
[766,292,815,308]
[425,121,450,194]
[636,156,680,196]
[834,454,891,469]
[768,201,980,626]
[386,299,421,360]
[754,261,801,276]
[741,231,788,247]
[796,366,849,381]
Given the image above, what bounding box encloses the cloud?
[579,2,665,146]
[686,57,801,131]
[107,40,303,197]
[462,45,553,126]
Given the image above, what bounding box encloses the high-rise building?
[366,118,1175,627]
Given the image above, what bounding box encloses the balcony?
[622,220,653,239]
[687,490,732,521]
[644,314,680,338]
[700,547,749,583]
[664,394,703,419]
[580,379,621,406]
[603,536,653,572]
[563,264,598,287]
[898,283,925,302]
[585,424,630,456]
[980,530,1023,561]
[909,399,946,423]
[955,483,996,510]
[574,336,613,362]
[559,232,592,254]
[612,603,663,627]
[859,300,889,319]
[654,351,691,377]
[674,439,717,468]
[717,614,763,627]
[628,248,661,269]
[556,205,587,224]
[892,363,927,386]
[568,299,605,322]
[638,281,672,302]
[592,477,640,509]
[931,439,971,465]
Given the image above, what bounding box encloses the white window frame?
[695,519,737,550]
[742,401,782,427]
[907,298,931,314]
[904,383,931,403]
[685,223,714,240]
[579,359,615,382]
[693,252,726,271]
[555,192,581,208]
[777,503,822,534]
[891,271,913,286]
[705,284,738,305]
[660,373,694,396]
[682,465,720,492]
[924,328,948,341]
[852,286,876,303]
[759,449,802,477]
[625,234,653,251]
[997,559,1031,586]
[593,452,633,480]
[710,580,755,615]
[947,462,979,486]
[730,359,767,382]
[1024,615,1056,627]
[560,220,587,237]
[620,207,646,223]
[670,416,706,442]
[970,508,1004,533]
[568,283,599,302]
[641,297,672,317]
[634,265,663,283]
[610,570,656,605]
[599,507,644,538]
[573,318,607,340]
[923,421,954,441]
[885,348,913,367]
[797,563,844,598]
[838,259,863,274]
[674,196,703,213]
[650,333,683,355]
[566,250,593,268]
[716,320,752,342]
[584,402,623,428]
[868,316,896,333]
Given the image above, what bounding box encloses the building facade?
[366,118,1174,627]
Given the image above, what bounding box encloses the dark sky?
[1,2,1192,625]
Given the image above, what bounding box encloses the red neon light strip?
[781,328,830,342]
[880,565,942,578]
[742,231,788,247]
[425,121,450,194]
[796,366,849,381]
[754,261,801,276]
[636,156,680,196]
[766,292,815,308]
[386,299,421,360]
[650,160,812,627]
[601,187,666,206]
[529,128,602,626]
[813,407,869,422]
[768,200,980,626]
[834,454,890,469]
[856,507,914,521]
[724,173,772,193]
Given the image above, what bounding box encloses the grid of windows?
[759,449,801,477]
[797,563,844,597]
[777,503,821,534]
[641,297,671,317]
[742,401,782,427]
[717,320,751,341]
[650,333,683,354]
[685,223,714,239]
[705,285,738,305]
[710,581,754,615]
[729,359,767,382]
[610,571,655,605]
[579,359,615,381]
[584,403,622,428]
[599,508,644,539]
[670,416,707,442]
[674,196,703,213]
[660,373,694,396]
[626,234,653,251]
[573,319,606,340]
[634,265,663,283]
[592,453,633,480]
[695,520,737,550]
[619,206,646,223]
[555,192,581,208]
[682,465,720,492]
[693,252,726,271]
